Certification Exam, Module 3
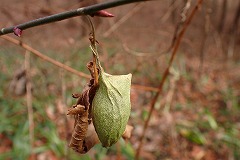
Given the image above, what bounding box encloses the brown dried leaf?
[46,106,55,120]
[81,123,100,153]
[87,61,95,78]
[72,93,81,99]
[122,125,134,140]
[68,61,98,154]
[68,105,89,153]
[56,99,65,115]
[75,89,90,109]
[67,104,85,115]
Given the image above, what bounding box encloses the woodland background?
[0,0,240,160]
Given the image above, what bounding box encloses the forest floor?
[0,0,240,160]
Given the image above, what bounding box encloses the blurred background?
[0,0,239,159]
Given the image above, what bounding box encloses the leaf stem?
[87,16,99,86]
[0,0,152,36]
[1,35,90,79]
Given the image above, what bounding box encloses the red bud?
[13,27,22,37]
[90,10,114,17]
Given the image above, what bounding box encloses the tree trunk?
[218,0,227,32]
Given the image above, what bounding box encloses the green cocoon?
[92,71,132,147]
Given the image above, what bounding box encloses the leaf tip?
[90,10,115,17]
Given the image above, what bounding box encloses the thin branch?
[160,0,177,23]
[131,84,159,92]
[1,35,159,92]
[0,0,152,36]
[123,43,159,57]
[59,70,70,159]
[199,5,211,75]
[25,50,34,154]
[1,35,91,79]
[87,16,99,86]
[135,0,203,159]
[166,0,192,54]
[163,67,179,113]
[103,3,143,37]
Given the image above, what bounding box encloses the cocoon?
[92,71,132,147]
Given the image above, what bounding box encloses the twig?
[227,0,240,59]
[135,0,203,159]
[59,69,70,160]
[199,6,211,75]
[1,36,159,92]
[123,1,192,58]
[163,67,179,113]
[1,35,90,79]
[25,50,34,154]
[116,141,122,160]
[87,16,99,86]
[131,84,158,92]
[166,0,192,53]
[123,43,159,57]
[0,0,153,36]
[160,0,177,23]
[218,0,227,32]
[103,3,143,37]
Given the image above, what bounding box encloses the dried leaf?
[72,93,81,99]
[122,125,134,140]
[68,61,98,153]
[68,105,89,153]
[82,123,100,152]
[67,104,85,115]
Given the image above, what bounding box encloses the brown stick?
[131,84,158,92]
[1,35,91,79]
[0,0,154,36]
[135,0,203,159]
[87,16,99,86]
[103,3,143,37]
[25,50,34,154]
[1,35,159,92]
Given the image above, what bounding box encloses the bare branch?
[1,35,159,92]
[103,3,143,37]
[25,50,34,155]
[135,0,203,159]
[0,0,152,36]
[1,35,91,79]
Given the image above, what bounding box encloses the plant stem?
[87,16,99,86]
[0,0,152,36]
[1,35,91,79]
[25,50,34,155]
[135,0,203,159]
[1,35,160,92]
